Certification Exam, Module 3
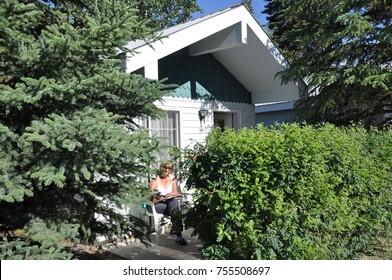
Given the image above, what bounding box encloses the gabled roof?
[125,4,299,103]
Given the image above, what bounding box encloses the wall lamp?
[198,109,209,123]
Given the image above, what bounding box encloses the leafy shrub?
[200,244,231,260]
[180,124,392,259]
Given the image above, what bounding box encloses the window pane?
[146,111,179,161]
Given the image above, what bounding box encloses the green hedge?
[180,124,392,259]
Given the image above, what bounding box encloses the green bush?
[180,123,392,259]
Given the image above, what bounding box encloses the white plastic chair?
[145,202,171,245]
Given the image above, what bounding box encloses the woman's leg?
[154,199,187,245]
[166,199,183,234]
[154,202,167,214]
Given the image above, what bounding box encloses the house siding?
[159,48,252,104]
[154,97,254,149]
[255,109,296,126]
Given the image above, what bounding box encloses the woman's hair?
[160,161,173,170]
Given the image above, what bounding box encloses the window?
[143,111,180,162]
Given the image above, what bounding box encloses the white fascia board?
[255,100,297,113]
[125,6,250,73]
[144,60,158,80]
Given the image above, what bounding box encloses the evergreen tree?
[242,0,254,14]
[137,0,202,28]
[263,0,392,127]
[263,0,299,60]
[0,0,171,259]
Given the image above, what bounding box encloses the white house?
[126,4,305,160]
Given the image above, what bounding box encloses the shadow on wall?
[265,38,289,70]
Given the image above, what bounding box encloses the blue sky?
[193,0,268,25]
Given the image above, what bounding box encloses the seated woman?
[149,161,187,245]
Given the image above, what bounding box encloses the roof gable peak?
[125,4,289,83]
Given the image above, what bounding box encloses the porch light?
[198,109,208,122]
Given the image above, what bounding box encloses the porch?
[106,228,202,260]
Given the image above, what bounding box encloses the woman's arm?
[149,178,164,203]
[149,178,157,191]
